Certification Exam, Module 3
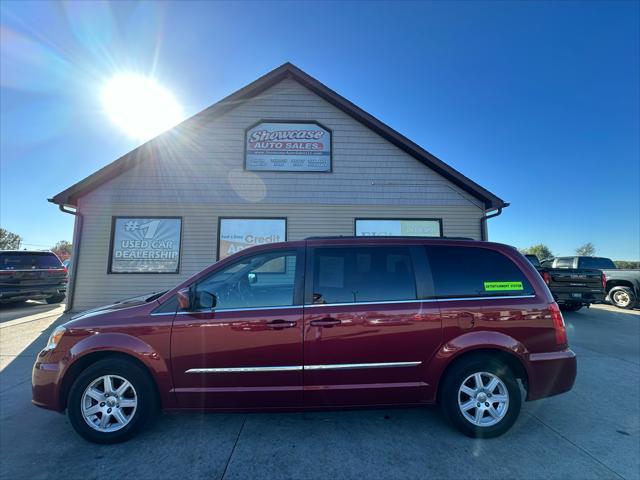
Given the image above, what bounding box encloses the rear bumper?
[527,349,577,401]
[552,291,604,305]
[0,286,66,302]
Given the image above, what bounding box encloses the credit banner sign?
[110,218,181,273]
[245,122,331,172]
[218,218,286,260]
[355,219,442,237]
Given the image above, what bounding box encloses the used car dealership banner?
[245,122,331,172]
[110,218,181,273]
[219,218,286,260]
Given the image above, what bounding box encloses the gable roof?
[50,62,506,210]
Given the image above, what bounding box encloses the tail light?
[549,302,568,347]
[542,271,551,285]
[601,273,606,289]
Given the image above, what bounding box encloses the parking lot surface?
[1,302,638,480]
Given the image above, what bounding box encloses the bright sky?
[1,1,638,259]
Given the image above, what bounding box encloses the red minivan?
[32,237,576,443]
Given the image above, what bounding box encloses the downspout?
[480,202,509,241]
[57,204,83,313]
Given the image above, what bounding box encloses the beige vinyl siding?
[72,202,482,311]
[82,78,483,208]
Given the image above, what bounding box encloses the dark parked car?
[524,255,606,312]
[0,251,67,304]
[33,237,576,443]
[541,256,639,310]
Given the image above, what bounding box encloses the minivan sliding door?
[302,243,441,407]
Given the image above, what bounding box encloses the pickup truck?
[541,256,639,310]
[525,255,606,312]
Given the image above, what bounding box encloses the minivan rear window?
[312,246,417,304]
[0,252,62,270]
[426,246,534,299]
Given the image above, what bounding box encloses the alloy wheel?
[612,290,631,307]
[458,371,509,427]
[81,375,138,433]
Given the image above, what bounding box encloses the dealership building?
[50,63,508,311]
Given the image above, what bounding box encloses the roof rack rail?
[304,235,475,241]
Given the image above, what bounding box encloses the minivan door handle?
[266,319,297,330]
[310,317,341,327]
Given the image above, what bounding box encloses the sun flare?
[100,74,183,141]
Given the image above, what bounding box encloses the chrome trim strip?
[159,295,536,317]
[185,361,422,374]
[305,361,422,370]
[305,295,535,308]
[186,366,303,373]
[437,295,536,302]
[306,299,428,308]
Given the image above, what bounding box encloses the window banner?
[218,218,286,260]
[110,218,181,273]
[355,219,442,237]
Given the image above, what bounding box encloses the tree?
[51,240,72,260]
[0,228,22,249]
[521,244,554,261]
[575,242,595,256]
[614,260,640,269]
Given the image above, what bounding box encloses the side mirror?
[248,272,257,284]
[177,288,191,310]
[199,291,217,310]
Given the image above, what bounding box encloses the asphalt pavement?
[0,302,638,480]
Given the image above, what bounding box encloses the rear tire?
[67,357,157,444]
[45,294,66,304]
[560,303,582,312]
[609,287,636,310]
[441,356,521,438]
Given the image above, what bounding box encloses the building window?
[218,218,287,261]
[355,218,442,237]
[108,217,182,273]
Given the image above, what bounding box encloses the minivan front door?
[303,243,441,406]
[171,248,304,408]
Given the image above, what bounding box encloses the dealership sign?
[245,122,331,172]
[109,217,182,273]
[218,218,286,260]
[355,219,442,237]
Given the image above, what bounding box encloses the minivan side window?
[426,246,535,299]
[311,246,417,304]
[193,250,297,310]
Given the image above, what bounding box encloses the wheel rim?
[458,372,509,427]
[613,290,631,307]
[81,375,137,433]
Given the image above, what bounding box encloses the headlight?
[45,326,66,351]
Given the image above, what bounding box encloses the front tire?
[441,357,521,438]
[609,287,636,310]
[67,357,157,444]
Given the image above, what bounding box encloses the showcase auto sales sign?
[245,122,331,172]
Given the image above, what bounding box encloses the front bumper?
[32,352,64,412]
[527,349,577,401]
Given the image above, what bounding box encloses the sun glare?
[101,74,184,141]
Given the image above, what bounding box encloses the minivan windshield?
[0,252,62,270]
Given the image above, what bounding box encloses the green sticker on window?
[484,281,524,291]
